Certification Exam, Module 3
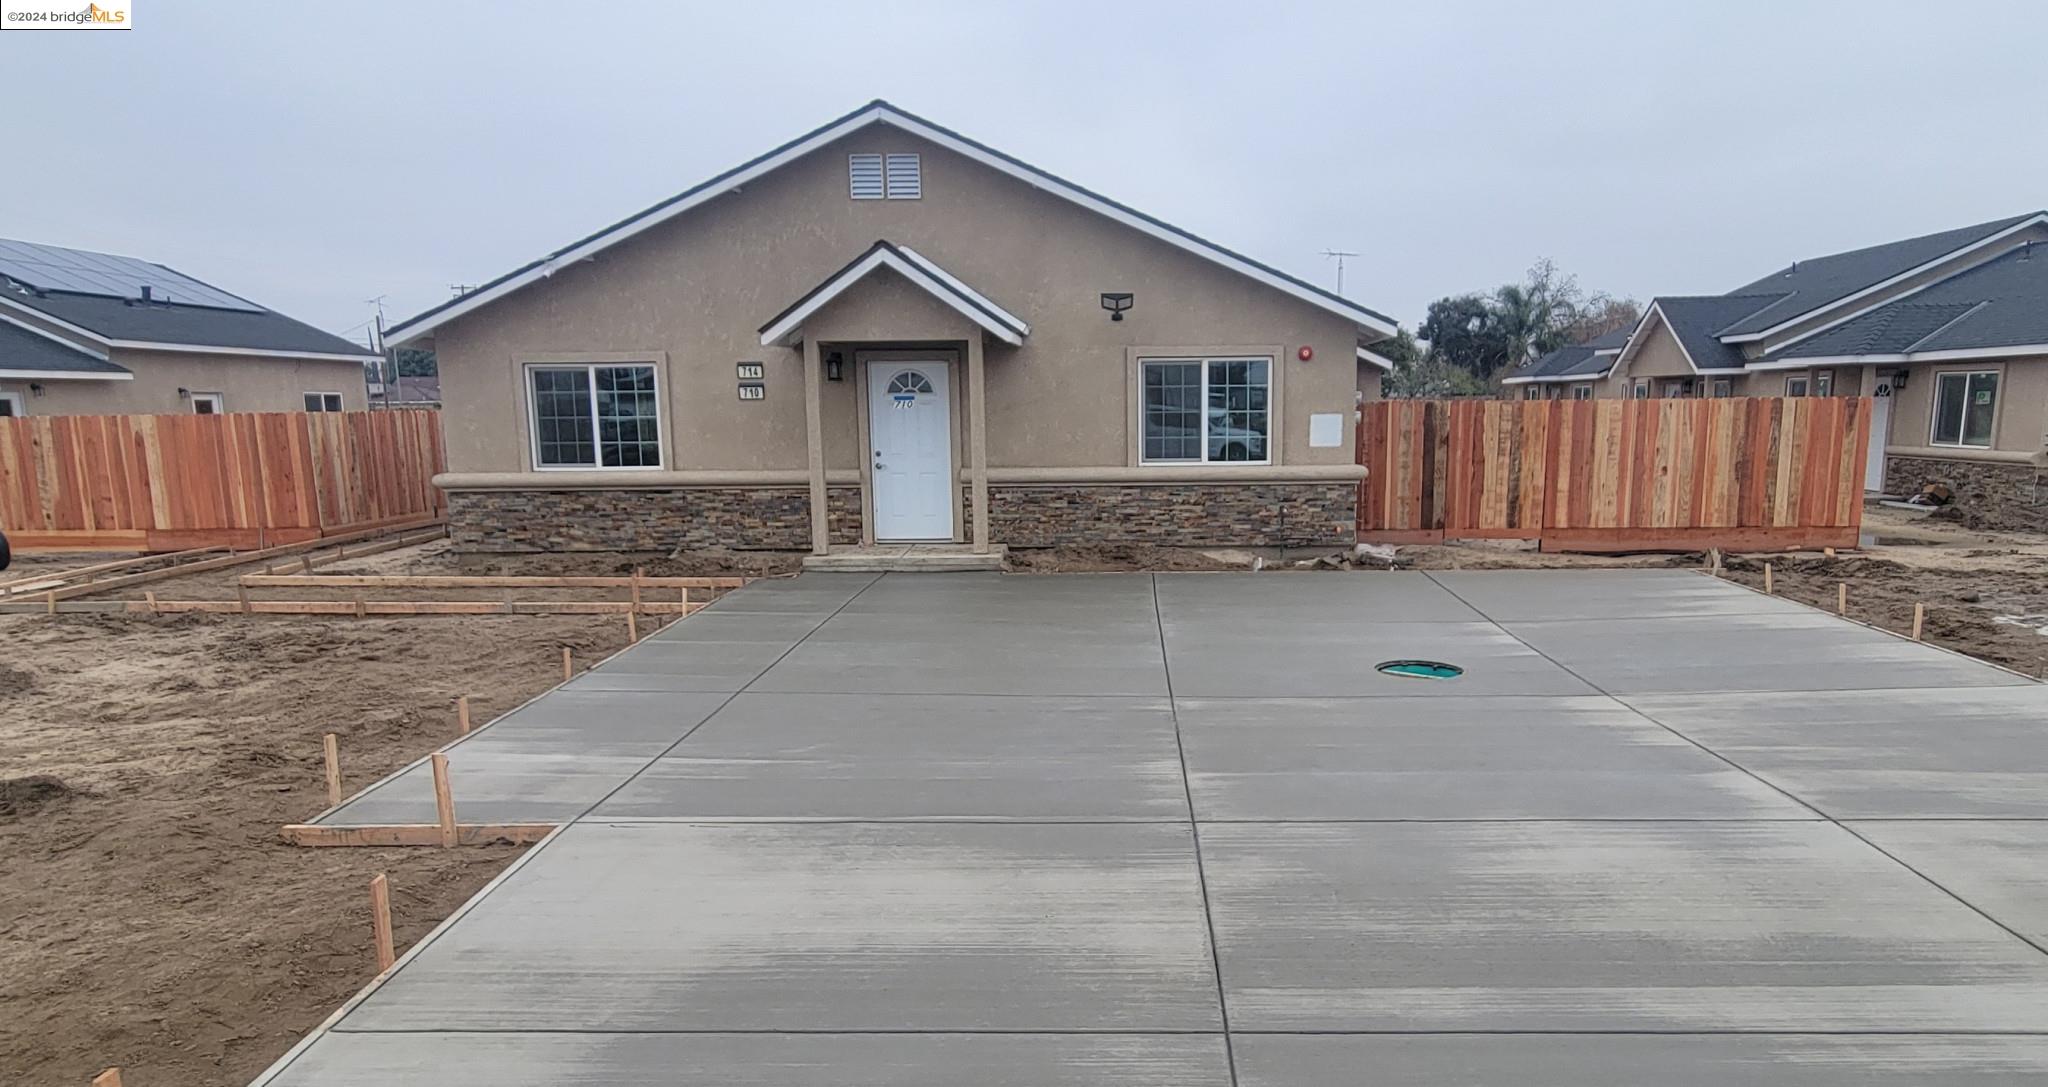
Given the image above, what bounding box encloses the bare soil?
[0,544,659,1087]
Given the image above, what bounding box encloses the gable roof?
[1716,212,2046,340]
[385,100,1397,345]
[759,241,1028,347]
[0,313,132,380]
[1615,295,1779,376]
[1499,326,1633,384]
[0,238,378,362]
[1765,243,2048,362]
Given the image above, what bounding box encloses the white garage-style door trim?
[866,361,954,541]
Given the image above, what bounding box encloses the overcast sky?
[5,1,2044,347]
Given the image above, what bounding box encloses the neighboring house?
[385,100,1398,554]
[368,374,443,409]
[0,239,377,417]
[1500,326,1631,399]
[1508,212,2048,522]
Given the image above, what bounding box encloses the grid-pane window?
[303,392,343,412]
[1931,370,1998,448]
[1815,369,1835,396]
[1140,357,1271,464]
[1207,358,1268,462]
[1711,379,1733,398]
[595,365,661,467]
[1142,361,1203,462]
[1571,385,1593,400]
[1785,376,1809,397]
[529,364,662,469]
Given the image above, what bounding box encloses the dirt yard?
[0,544,665,1087]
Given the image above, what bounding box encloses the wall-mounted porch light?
[1100,292,1133,322]
[28,383,44,398]
[826,351,844,382]
[1891,368,1909,391]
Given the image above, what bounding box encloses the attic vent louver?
[884,153,921,199]
[849,154,885,200]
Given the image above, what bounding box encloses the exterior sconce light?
[1891,368,1909,391]
[1100,292,1133,322]
[29,383,45,397]
[177,387,191,399]
[825,351,844,382]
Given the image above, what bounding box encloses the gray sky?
[6,1,2044,347]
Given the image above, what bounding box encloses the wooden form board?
[1358,397,1870,552]
[281,823,557,847]
[0,410,445,552]
[32,518,442,604]
[92,598,704,616]
[240,574,748,589]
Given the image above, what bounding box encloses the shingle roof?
[1718,213,2041,337]
[1769,243,2048,359]
[0,319,131,376]
[2,288,376,358]
[1651,295,1786,370]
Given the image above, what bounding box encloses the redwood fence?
[1358,397,1871,552]
[0,410,445,551]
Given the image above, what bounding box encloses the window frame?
[524,361,666,471]
[1631,381,1649,400]
[302,391,344,413]
[1711,378,1734,399]
[1570,384,1593,401]
[190,392,225,414]
[1814,369,1835,396]
[1784,375,1809,397]
[0,390,23,417]
[1137,355,1275,467]
[1522,386,1541,401]
[1929,368,1999,449]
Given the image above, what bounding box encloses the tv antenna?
[1321,249,1360,295]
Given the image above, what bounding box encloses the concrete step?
[802,545,1006,573]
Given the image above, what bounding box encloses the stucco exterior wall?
[0,347,365,415]
[1880,356,2048,460]
[426,125,1367,480]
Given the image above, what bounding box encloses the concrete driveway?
[261,570,2048,1085]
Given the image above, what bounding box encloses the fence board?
[0,410,444,551]
[1358,397,1869,552]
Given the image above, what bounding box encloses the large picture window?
[528,363,662,468]
[1141,357,1270,463]
[1931,370,1998,449]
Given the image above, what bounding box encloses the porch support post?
[968,334,990,554]
[803,337,830,555]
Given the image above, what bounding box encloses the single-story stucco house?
[383,101,1398,555]
[0,238,378,417]
[1503,211,2048,525]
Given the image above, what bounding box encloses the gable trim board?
[0,307,111,360]
[386,100,1396,345]
[0,368,133,381]
[1718,212,2048,345]
[1355,346,1395,371]
[1614,302,1748,377]
[760,241,1027,347]
[0,293,380,363]
[1745,341,2048,370]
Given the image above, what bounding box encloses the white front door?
[868,362,953,541]
[1867,382,1893,491]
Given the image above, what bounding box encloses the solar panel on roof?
[0,239,262,312]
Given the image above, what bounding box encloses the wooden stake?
[430,752,456,848]
[1763,563,1774,594]
[323,733,343,807]
[92,1068,122,1087]
[1837,582,1848,616]
[237,582,252,615]
[144,590,158,615]
[1912,602,1926,641]
[353,592,368,619]
[626,610,639,643]
[46,589,56,614]
[456,695,472,736]
[369,873,396,972]
[561,646,573,681]
[1824,546,1837,558]
[301,554,314,574]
